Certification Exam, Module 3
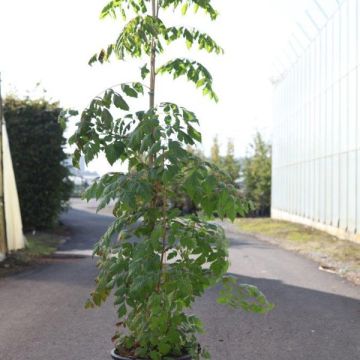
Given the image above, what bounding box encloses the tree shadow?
[194,273,360,360]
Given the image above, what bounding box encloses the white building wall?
[272,0,360,243]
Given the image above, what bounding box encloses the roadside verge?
[0,225,69,278]
[235,218,360,286]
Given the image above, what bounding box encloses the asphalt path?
[0,200,359,360]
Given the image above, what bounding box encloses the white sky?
[0,0,314,175]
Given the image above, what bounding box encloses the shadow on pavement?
[21,269,360,359]
[195,273,360,360]
[54,206,360,359]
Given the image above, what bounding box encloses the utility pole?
[0,73,7,257]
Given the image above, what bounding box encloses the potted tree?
[63,0,272,358]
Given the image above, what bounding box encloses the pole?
[0,73,7,257]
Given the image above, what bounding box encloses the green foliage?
[218,276,273,313]
[67,1,272,358]
[223,140,241,182]
[4,96,72,230]
[242,132,272,216]
[210,135,221,166]
[157,59,218,101]
[210,136,240,183]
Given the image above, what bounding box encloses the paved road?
[0,200,359,360]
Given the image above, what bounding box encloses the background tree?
[210,135,221,166]
[5,95,72,230]
[210,136,240,184]
[242,132,271,216]
[223,139,240,183]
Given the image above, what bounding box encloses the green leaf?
[167,250,178,260]
[148,141,161,157]
[84,299,95,309]
[157,58,218,101]
[58,115,66,130]
[158,342,171,355]
[88,53,98,66]
[163,0,218,20]
[105,142,124,165]
[113,93,130,110]
[141,63,150,79]
[117,303,127,318]
[149,351,161,360]
[188,125,201,142]
[181,2,189,15]
[101,108,113,129]
[121,84,138,98]
[210,258,228,276]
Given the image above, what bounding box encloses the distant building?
[272,0,360,242]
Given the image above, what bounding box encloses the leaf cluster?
[100,0,218,21]
[89,5,222,101]
[73,81,271,357]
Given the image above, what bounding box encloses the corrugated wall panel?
[332,155,340,227]
[272,0,360,242]
[325,157,332,225]
[339,152,348,229]
[357,149,360,232]
[348,151,356,233]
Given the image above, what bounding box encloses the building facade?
[272,0,360,242]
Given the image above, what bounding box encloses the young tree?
[62,1,272,358]
[243,132,271,216]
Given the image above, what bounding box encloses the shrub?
[4,96,72,230]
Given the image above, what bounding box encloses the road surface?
[0,199,359,360]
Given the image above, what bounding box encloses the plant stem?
[157,164,168,292]
[149,0,157,110]
[148,0,158,172]
[148,0,166,294]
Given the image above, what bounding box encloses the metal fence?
[272,0,360,241]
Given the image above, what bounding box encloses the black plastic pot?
[111,348,192,360]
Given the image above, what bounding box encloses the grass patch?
[236,218,321,242]
[0,226,68,278]
[25,233,61,257]
[236,218,360,285]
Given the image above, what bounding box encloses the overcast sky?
[0,0,320,174]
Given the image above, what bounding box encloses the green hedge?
[4,96,72,230]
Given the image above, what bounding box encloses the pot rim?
[111,348,192,360]
[111,348,136,360]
